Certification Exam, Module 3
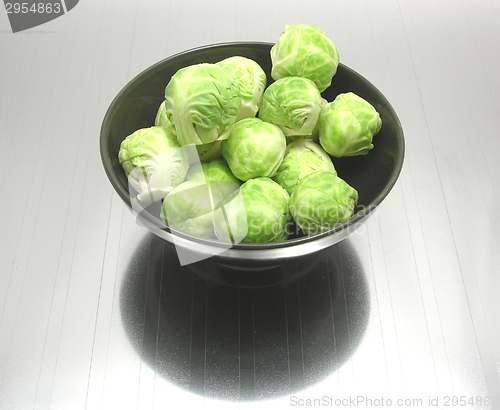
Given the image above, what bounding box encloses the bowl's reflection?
[120,233,370,401]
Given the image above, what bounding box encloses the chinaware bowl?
[100,42,404,269]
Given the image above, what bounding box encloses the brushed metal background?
[1,1,499,409]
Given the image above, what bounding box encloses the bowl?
[100,42,404,269]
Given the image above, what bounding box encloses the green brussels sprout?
[161,180,224,239]
[164,63,241,146]
[186,159,239,184]
[310,97,329,141]
[271,24,339,92]
[162,159,241,238]
[155,100,222,164]
[195,140,222,163]
[118,126,189,202]
[186,159,241,199]
[285,98,328,145]
[154,100,176,134]
[221,117,286,181]
[318,92,382,157]
[216,56,267,121]
[273,138,336,195]
[184,140,223,164]
[258,76,323,137]
[213,177,292,244]
[290,170,358,235]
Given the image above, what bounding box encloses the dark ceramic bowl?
[100,42,404,269]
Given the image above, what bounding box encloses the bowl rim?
[100,41,405,257]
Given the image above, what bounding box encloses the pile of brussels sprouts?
[118,24,382,244]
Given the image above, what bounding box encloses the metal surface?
[1,1,500,409]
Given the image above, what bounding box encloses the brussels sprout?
[186,159,241,199]
[290,170,358,235]
[284,97,328,145]
[183,140,222,164]
[273,138,336,195]
[195,140,222,163]
[318,92,382,157]
[161,181,224,239]
[118,126,189,202]
[221,117,286,181]
[310,97,329,140]
[154,100,176,134]
[162,159,241,238]
[186,159,239,184]
[216,56,267,121]
[164,63,241,146]
[213,177,292,244]
[258,76,323,137]
[271,24,339,92]
[155,100,222,164]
